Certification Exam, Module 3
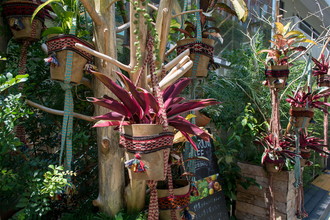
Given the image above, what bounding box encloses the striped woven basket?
[45,34,94,84]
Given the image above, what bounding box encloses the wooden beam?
[75,43,131,72]
[79,0,104,27]
[160,60,193,90]
[26,100,94,122]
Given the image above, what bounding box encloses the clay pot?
[2,0,45,41]
[157,180,191,220]
[289,107,314,128]
[45,34,94,84]
[121,124,174,181]
[195,110,211,127]
[176,38,215,77]
[265,65,289,89]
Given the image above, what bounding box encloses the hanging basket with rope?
[45,34,94,84]
[264,65,290,89]
[2,0,49,41]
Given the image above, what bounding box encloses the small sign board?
[185,130,229,220]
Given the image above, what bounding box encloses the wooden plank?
[236,201,268,217]
[235,211,266,220]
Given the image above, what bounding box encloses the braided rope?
[147,180,159,220]
[59,22,76,180]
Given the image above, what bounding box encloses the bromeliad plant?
[312,54,330,76]
[258,22,316,66]
[87,70,220,150]
[286,87,330,113]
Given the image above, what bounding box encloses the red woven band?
[2,2,50,21]
[119,132,174,154]
[177,42,214,59]
[290,109,314,118]
[265,69,289,77]
[158,190,191,210]
[46,35,94,61]
[317,75,330,86]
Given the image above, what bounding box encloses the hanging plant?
[312,54,330,87]
[258,22,316,89]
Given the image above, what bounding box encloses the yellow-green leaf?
[299,39,317,45]
[275,22,284,34]
[31,0,61,22]
[283,22,291,34]
[229,0,249,22]
[284,30,303,38]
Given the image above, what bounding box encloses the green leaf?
[32,0,62,22]
[42,27,64,37]
[241,118,247,126]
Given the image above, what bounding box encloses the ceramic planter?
[177,38,215,77]
[45,34,94,84]
[120,124,174,181]
[265,65,289,89]
[289,107,314,128]
[157,180,191,220]
[2,0,46,41]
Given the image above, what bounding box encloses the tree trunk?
[91,0,125,216]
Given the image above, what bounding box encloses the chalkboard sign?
[194,137,219,180]
[189,192,229,220]
[183,129,229,220]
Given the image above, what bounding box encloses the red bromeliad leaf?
[290,46,306,52]
[164,97,185,110]
[92,112,125,120]
[180,131,198,151]
[138,87,159,115]
[90,70,143,120]
[93,120,129,127]
[169,116,210,141]
[172,27,194,38]
[167,99,220,118]
[87,97,131,117]
[163,78,191,101]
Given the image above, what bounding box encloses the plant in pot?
[2,0,51,41]
[284,132,329,166]
[258,22,316,89]
[32,0,94,84]
[312,54,330,88]
[174,0,248,77]
[286,87,330,128]
[256,133,296,173]
[87,70,220,180]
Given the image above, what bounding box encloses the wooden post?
[80,0,125,216]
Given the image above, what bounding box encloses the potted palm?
[32,0,94,84]
[312,54,330,88]
[87,70,220,180]
[258,22,316,89]
[286,87,330,128]
[2,0,50,41]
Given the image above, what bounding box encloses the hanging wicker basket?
[317,74,330,88]
[2,0,47,41]
[289,107,314,128]
[45,34,94,84]
[157,180,191,220]
[195,110,211,127]
[265,65,289,89]
[176,38,215,77]
[120,124,174,181]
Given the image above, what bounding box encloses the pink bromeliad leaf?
[89,70,143,120]
[92,112,125,120]
[93,120,129,127]
[87,97,131,117]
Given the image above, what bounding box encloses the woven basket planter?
[45,34,94,84]
[317,74,330,88]
[289,107,314,128]
[157,180,190,220]
[177,38,215,77]
[2,0,46,41]
[120,124,174,181]
[265,65,289,89]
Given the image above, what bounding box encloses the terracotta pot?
[195,110,211,127]
[2,0,45,41]
[157,180,190,220]
[45,34,94,84]
[177,38,215,77]
[121,124,174,181]
[265,65,289,89]
[289,107,314,128]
